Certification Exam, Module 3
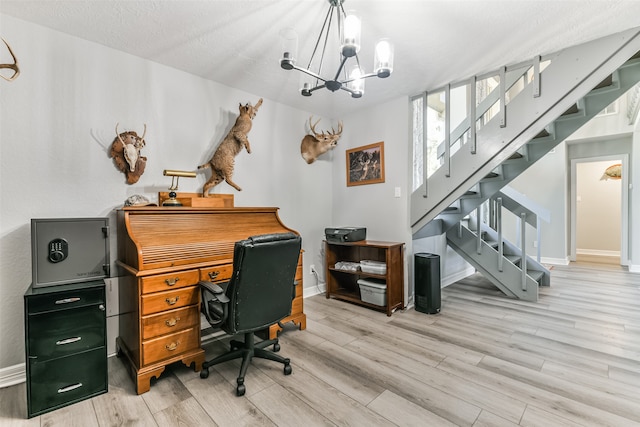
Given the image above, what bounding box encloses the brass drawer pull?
[208,271,220,280]
[165,277,180,286]
[56,337,82,346]
[165,296,180,305]
[165,317,180,327]
[165,341,180,351]
[58,383,83,393]
[55,297,81,305]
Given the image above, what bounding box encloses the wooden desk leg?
[269,313,307,339]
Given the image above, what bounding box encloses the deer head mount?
[0,38,20,82]
[110,123,147,184]
[300,116,343,164]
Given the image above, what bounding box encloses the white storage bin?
[360,260,387,275]
[357,278,387,306]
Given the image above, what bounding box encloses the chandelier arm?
[309,83,327,93]
[340,72,377,84]
[290,64,328,82]
[333,55,349,81]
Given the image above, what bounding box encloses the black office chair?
[199,232,301,396]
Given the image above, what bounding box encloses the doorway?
[570,154,628,265]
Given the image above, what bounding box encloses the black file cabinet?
[24,280,107,418]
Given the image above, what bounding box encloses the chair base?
[200,332,292,396]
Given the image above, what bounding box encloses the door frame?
[569,153,629,265]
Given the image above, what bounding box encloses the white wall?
[332,97,413,302]
[0,15,333,371]
[576,160,622,254]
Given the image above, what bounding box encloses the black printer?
[325,227,366,243]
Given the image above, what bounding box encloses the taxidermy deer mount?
[0,38,20,82]
[198,98,263,194]
[110,123,147,184]
[300,116,343,164]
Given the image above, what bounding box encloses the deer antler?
[308,116,322,137]
[0,38,20,82]
[138,124,147,147]
[115,123,126,146]
[331,121,344,136]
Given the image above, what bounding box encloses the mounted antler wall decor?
[0,38,20,82]
[110,123,147,184]
[300,116,343,164]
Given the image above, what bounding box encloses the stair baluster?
[499,66,507,128]
[470,76,477,154]
[497,198,503,272]
[444,84,451,177]
[520,212,527,291]
[476,205,482,254]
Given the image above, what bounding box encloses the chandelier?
[280,0,394,98]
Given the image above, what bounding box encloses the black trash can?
[414,253,441,314]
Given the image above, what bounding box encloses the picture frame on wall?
[346,141,385,187]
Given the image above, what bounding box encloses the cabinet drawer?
[26,287,104,314]
[200,264,233,283]
[141,286,199,316]
[28,304,105,360]
[142,327,199,366]
[141,270,199,294]
[142,306,200,340]
[28,347,107,417]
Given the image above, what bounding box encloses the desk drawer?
[28,347,107,417]
[141,270,199,294]
[141,286,199,316]
[142,305,200,340]
[28,304,105,360]
[200,264,233,283]
[142,327,199,366]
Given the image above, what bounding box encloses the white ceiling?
[2,0,640,118]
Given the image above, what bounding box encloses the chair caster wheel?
[273,343,280,352]
[200,369,210,379]
[236,380,246,396]
[284,363,292,375]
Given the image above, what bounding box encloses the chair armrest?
[199,280,230,303]
[199,280,230,328]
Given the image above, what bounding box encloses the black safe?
[31,218,110,288]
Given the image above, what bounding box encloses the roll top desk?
[116,206,306,394]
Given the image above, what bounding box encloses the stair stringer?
[446,224,539,302]
[411,27,640,234]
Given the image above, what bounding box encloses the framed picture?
[346,141,385,186]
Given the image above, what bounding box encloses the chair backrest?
[224,232,301,335]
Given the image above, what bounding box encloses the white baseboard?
[442,266,476,288]
[629,264,640,273]
[576,249,620,257]
[0,363,25,389]
[303,282,326,298]
[540,256,570,266]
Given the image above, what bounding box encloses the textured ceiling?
[2,0,640,118]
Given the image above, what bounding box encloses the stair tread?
[505,255,521,263]
[528,270,545,282]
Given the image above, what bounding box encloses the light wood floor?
[2,262,640,426]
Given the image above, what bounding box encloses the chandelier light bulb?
[341,12,361,57]
[280,28,298,70]
[374,39,394,78]
[347,65,364,98]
